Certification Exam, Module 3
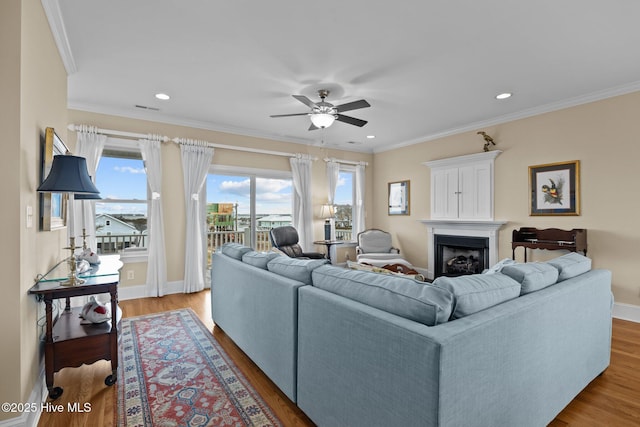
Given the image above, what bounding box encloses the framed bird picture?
[529,160,580,216]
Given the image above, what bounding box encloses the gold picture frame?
[529,160,580,216]
[388,180,410,215]
[40,127,69,230]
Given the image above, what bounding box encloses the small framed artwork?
[40,127,69,230]
[388,180,410,215]
[529,160,580,216]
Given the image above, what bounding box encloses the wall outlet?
[127,270,134,280]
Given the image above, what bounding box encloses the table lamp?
[38,154,100,286]
[75,191,102,251]
[320,204,335,241]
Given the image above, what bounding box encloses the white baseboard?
[0,366,46,427]
[613,302,640,323]
[118,280,186,300]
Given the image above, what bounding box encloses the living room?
[3,1,640,426]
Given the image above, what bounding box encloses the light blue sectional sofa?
[211,244,613,427]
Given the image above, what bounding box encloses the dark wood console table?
[29,257,121,399]
[512,227,587,262]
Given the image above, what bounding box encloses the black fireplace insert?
[434,234,489,278]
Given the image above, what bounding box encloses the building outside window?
[206,168,292,265]
[94,148,149,254]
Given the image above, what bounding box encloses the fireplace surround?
[420,220,507,280]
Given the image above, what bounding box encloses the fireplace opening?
[434,235,489,278]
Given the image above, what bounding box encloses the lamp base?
[60,274,86,287]
[324,220,331,241]
[61,237,84,286]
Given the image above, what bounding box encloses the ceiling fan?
[270,89,370,130]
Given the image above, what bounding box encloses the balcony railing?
[97,234,146,254]
[96,228,354,260]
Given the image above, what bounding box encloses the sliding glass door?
[206,167,292,265]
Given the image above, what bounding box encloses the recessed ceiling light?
[366,135,376,139]
[155,93,170,100]
[495,92,512,100]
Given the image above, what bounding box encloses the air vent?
[134,105,160,111]
[346,141,363,145]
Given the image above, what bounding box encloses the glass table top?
[37,255,123,283]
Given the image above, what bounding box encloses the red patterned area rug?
[117,308,282,426]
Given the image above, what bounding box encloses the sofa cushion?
[546,252,592,281]
[220,243,252,260]
[501,262,559,295]
[311,265,454,326]
[267,256,329,285]
[432,273,521,319]
[241,251,280,269]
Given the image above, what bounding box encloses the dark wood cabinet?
[512,227,587,262]
[29,270,120,399]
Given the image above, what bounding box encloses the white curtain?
[181,143,214,293]
[139,139,167,297]
[290,155,314,251]
[69,131,107,250]
[353,163,366,236]
[326,161,340,240]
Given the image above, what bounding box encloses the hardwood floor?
[38,290,640,427]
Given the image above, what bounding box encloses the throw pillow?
[432,273,521,319]
[501,262,559,295]
[312,265,454,326]
[546,252,592,281]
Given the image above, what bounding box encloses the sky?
[94,156,354,217]
[207,172,353,215]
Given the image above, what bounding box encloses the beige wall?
[67,109,374,286]
[372,91,640,306]
[1,0,69,421]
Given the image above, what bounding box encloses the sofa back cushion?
[267,256,329,285]
[242,251,280,269]
[311,265,454,326]
[501,262,559,295]
[546,252,592,281]
[432,273,521,319]
[220,243,252,260]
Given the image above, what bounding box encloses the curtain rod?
[68,123,316,160]
[67,124,169,142]
[172,138,317,160]
[324,157,368,166]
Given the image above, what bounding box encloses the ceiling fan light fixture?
[310,113,336,129]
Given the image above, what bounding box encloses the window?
[335,168,355,241]
[95,146,149,255]
[206,166,292,265]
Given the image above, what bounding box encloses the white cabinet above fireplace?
[423,150,502,221]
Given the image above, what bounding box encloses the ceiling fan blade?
[270,113,310,118]
[292,95,318,109]
[336,114,368,127]
[308,123,319,131]
[335,99,370,113]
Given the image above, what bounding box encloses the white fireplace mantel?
[419,219,508,279]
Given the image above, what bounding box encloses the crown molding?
[41,0,77,75]
[67,101,374,154]
[374,81,640,153]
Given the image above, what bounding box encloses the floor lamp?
[37,155,100,286]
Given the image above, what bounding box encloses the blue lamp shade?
[37,155,100,194]
[74,192,102,200]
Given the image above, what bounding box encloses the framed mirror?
[40,127,69,230]
[388,180,410,215]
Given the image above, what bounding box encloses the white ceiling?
[50,0,640,153]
